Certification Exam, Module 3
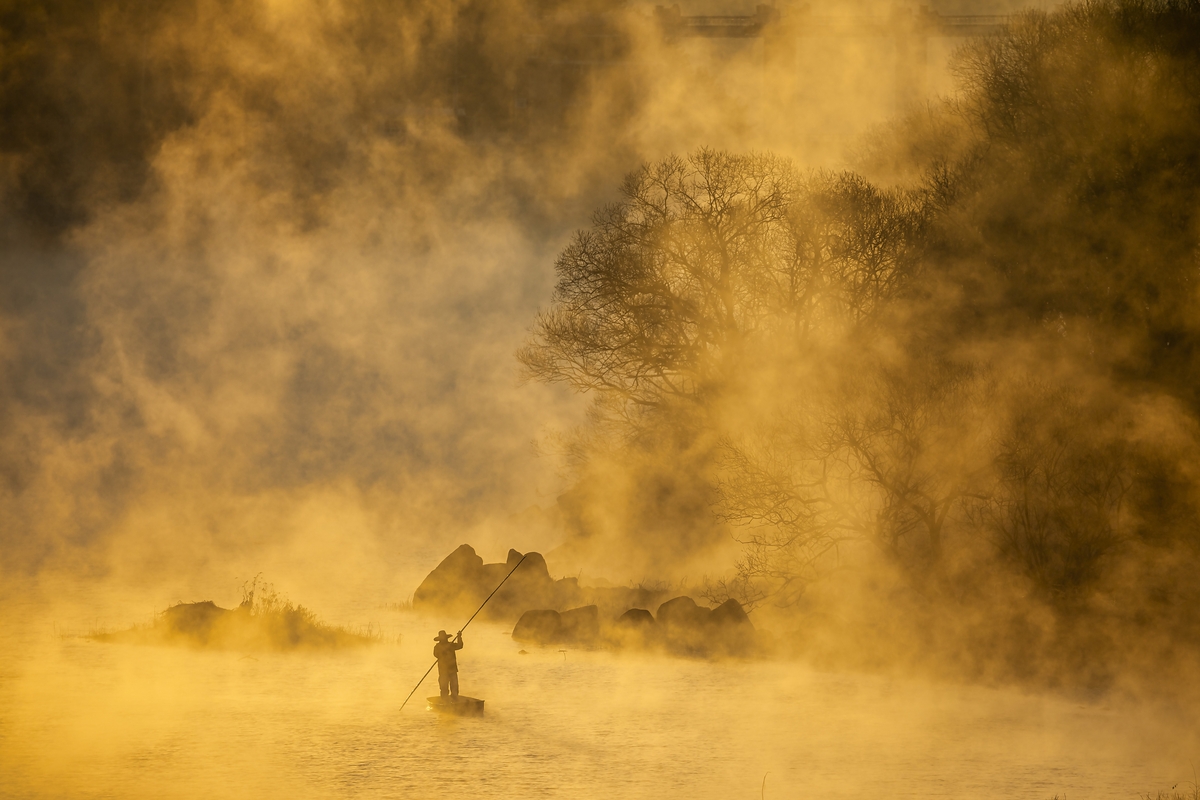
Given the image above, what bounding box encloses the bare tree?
[830,362,993,571]
[717,358,992,603]
[519,149,928,589]
[518,150,926,422]
[966,384,1134,602]
[716,419,871,605]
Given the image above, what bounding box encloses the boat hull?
[426,696,485,716]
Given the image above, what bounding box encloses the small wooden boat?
[426,696,485,716]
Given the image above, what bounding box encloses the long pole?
[399,553,529,711]
[399,659,440,713]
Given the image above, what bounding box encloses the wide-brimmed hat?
[434,630,450,641]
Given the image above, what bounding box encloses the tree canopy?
[519,150,926,416]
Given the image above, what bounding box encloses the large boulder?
[518,550,549,575]
[412,545,574,622]
[412,544,489,618]
[707,598,756,655]
[654,596,756,655]
[656,596,710,630]
[656,595,711,653]
[611,607,657,648]
[710,598,752,627]
[617,607,655,627]
[511,605,600,645]
[490,551,560,618]
[512,609,563,644]
[560,605,599,643]
[160,600,230,643]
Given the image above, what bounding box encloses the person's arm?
[454,632,463,650]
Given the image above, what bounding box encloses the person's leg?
[438,672,450,698]
[449,673,459,699]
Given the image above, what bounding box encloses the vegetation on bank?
[94,579,377,651]
[1142,791,1200,800]
[522,0,1200,695]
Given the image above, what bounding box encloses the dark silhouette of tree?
[716,414,865,605]
[966,385,1135,603]
[830,364,987,572]
[520,149,928,580]
[916,0,1200,407]
[717,358,991,602]
[519,149,925,421]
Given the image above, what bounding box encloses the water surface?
[1,590,1193,799]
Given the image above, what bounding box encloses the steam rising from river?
[4,594,1199,799]
[4,0,1200,796]
[3,0,943,591]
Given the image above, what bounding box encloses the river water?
[1,587,1195,800]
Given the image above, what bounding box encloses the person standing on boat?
[433,630,463,700]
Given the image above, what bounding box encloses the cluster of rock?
[512,605,600,644]
[412,542,763,657]
[513,594,759,656]
[412,544,667,621]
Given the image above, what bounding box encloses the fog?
[4,610,1198,799]
[3,0,1199,797]
[0,0,999,589]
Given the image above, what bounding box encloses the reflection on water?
[0,591,1194,800]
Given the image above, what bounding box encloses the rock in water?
[617,608,655,627]
[654,596,756,655]
[512,605,600,645]
[508,595,759,655]
[412,544,489,618]
[491,551,561,619]
[710,598,751,627]
[160,600,229,644]
[512,609,563,644]
[655,596,711,653]
[560,605,599,643]
[612,607,657,648]
[656,596,711,629]
[708,598,756,655]
[412,544,573,622]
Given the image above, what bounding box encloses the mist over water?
[4,0,1200,796]
[3,593,1197,800]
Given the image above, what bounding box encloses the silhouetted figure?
[433,630,463,699]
